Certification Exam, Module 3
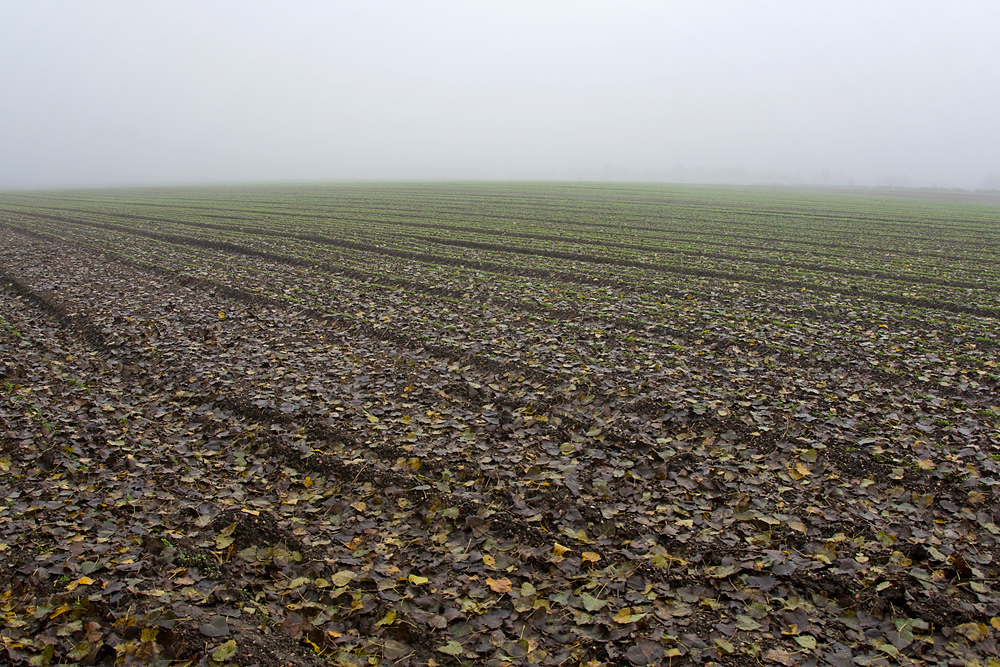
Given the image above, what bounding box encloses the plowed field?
[1,183,999,666]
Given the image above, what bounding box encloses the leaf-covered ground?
[1,183,999,666]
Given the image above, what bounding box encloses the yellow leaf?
[788,521,808,534]
[581,551,602,563]
[329,570,355,587]
[991,617,1000,631]
[795,462,811,477]
[218,312,226,319]
[482,554,496,568]
[77,576,95,586]
[350,501,366,512]
[49,603,70,619]
[240,508,260,516]
[613,607,633,624]
[375,609,396,627]
[486,577,512,594]
[303,476,313,488]
[552,543,571,558]
[140,628,158,642]
[408,574,429,585]
[956,622,989,642]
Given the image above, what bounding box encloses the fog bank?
[2,1,998,190]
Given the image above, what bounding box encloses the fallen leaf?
[956,622,989,642]
[579,592,607,612]
[707,564,740,578]
[286,576,310,590]
[329,570,355,587]
[67,642,91,661]
[199,616,230,637]
[438,640,464,655]
[383,639,412,660]
[211,640,237,662]
[49,603,70,619]
[763,648,797,666]
[281,613,309,639]
[613,607,644,624]
[627,638,665,665]
[486,577,512,594]
[878,641,900,658]
[714,638,735,655]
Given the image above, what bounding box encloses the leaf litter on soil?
[1,183,999,666]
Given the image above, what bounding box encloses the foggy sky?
[2,1,999,190]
